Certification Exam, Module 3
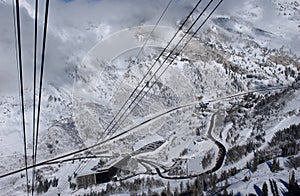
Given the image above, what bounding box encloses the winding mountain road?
[137,111,226,180]
[206,111,226,174]
[0,85,285,178]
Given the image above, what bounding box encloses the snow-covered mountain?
[0,0,299,195]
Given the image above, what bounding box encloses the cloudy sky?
[0,0,194,94]
[0,0,299,94]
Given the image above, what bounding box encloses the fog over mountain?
[0,0,299,195]
[0,0,298,93]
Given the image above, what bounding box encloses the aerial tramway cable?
[70,1,202,189]
[114,0,224,136]
[0,0,225,181]
[131,0,225,118]
[104,0,205,137]
[101,0,174,138]
[13,0,29,194]
[0,85,289,179]
[59,1,206,185]
[64,0,176,188]
[31,0,39,194]
[102,0,176,136]
[34,0,50,164]
[57,1,175,192]
[104,0,210,137]
[32,1,50,195]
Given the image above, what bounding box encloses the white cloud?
[0,0,299,95]
[0,0,199,94]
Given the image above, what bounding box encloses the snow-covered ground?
[0,0,300,195]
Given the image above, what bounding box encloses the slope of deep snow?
[0,0,300,195]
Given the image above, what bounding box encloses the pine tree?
[160,189,167,196]
[191,182,198,196]
[272,158,281,172]
[223,188,228,196]
[246,161,251,169]
[272,158,276,172]
[180,181,184,194]
[290,170,295,185]
[262,182,268,196]
[52,177,59,187]
[44,179,49,193]
[203,179,207,191]
[288,170,296,196]
[252,157,258,172]
[69,182,76,191]
[174,187,179,196]
[36,181,44,194]
[166,182,171,196]
[186,181,190,192]
[212,173,217,193]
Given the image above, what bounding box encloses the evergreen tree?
[180,181,184,194]
[246,161,251,169]
[223,188,228,196]
[272,158,276,172]
[52,177,59,187]
[212,173,217,193]
[69,182,76,191]
[272,158,281,172]
[166,182,171,196]
[160,189,167,196]
[203,179,207,191]
[290,170,295,185]
[288,170,296,196]
[191,183,198,196]
[262,182,268,196]
[44,179,49,193]
[194,177,201,190]
[174,187,179,196]
[252,157,258,172]
[186,181,190,193]
[36,181,43,194]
